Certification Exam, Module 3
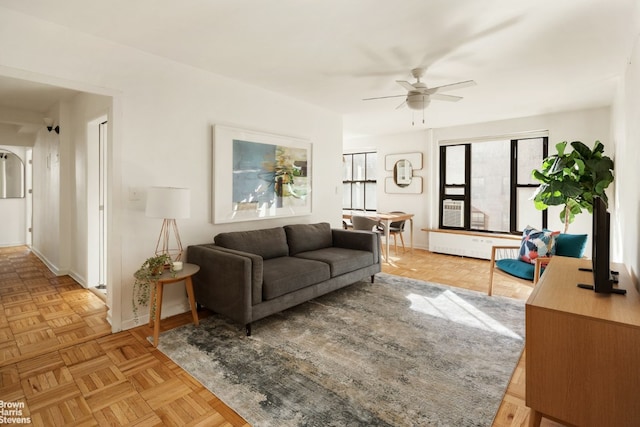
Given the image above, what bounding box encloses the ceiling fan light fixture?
[406,94,430,111]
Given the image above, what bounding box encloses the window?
[439,137,548,233]
[343,152,377,211]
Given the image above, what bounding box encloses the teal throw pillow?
[555,233,588,258]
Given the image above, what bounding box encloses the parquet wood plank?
[59,341,106,366]
[25,381,83,411]
[140,377,193,409]
[14,328,58,354]
[0,341,20,363]
[29,394,96,427]
[84,381,138,412]
[92,394,158,426]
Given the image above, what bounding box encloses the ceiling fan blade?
[362,94,407,101]
[430,93,463,102]
[395,100,406,109]
[396,80,416,91]
[427,80,476,94]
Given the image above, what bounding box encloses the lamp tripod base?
[155,218,184,262]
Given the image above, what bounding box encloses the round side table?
[148,263,200,347]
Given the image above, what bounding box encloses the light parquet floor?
[0,245,562,426]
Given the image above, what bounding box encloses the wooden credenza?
[526,256,640,427]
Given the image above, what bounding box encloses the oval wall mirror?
[394,159,413,187]
[0,150,25,198]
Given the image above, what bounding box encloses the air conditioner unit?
[442,200,464,227]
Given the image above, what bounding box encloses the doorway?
[88,117,108,295]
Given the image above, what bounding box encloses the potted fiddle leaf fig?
[532,140,614,233]
[132,253,173,322]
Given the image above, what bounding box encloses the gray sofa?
[187,222,381,335]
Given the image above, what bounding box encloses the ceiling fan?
[363,68,476,113]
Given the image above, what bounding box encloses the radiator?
[428,230,520,260]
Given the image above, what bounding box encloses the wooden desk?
[148,263,200,347]
[526,256,640,427]
[343,211,414,262]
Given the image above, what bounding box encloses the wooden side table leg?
[148,282,156,327]
[528,409,542,427]
[152,282,163,347]
[185,277,199,326]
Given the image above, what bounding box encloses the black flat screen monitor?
[579,196,625,295]
[592,196,613,293]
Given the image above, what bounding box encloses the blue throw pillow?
[555,233,588,258]
[519,226,559,264]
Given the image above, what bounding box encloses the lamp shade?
[145,187,190,219]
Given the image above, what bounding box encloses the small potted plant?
[132,253,173,322]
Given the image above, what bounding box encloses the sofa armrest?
[186,244,263,325]
[331,229,381,263]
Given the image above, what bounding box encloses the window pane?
[342,183,352,209]
[364,183,377,210]
[470,140,511,233]
[365,153,377,180]
[445,145,466,185]
[342,155,352,181]
[352,154,366,181]
[517,138,544,184]
[445,187,465,196]
[352,182,364,210]
[516,187,542,231]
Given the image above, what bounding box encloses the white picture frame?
[212,125,312,223]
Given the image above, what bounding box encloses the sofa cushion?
[215,227,289,260]
[262,257,331,300]
[284,223,333,256]
[295,247,374,277]
[496,258,538,280]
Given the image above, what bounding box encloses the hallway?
[0,246,111,366]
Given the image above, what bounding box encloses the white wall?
[612,25,640,282]
[31,117,62,270]
[0,145,27,246]
[344,131,430,249]
[0,8,344,331]
[66,92,112,287]
[345,107,613,253]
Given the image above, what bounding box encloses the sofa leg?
[245,324,252,336]
[371,274,375,283]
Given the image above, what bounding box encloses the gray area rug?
[155,272,525,426]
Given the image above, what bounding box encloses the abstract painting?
[212,125,312,223]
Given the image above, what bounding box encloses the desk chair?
[488,231,588,296]
[376,211,406,254]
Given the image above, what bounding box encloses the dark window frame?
[342,152,377,211]
[438,137,548,234]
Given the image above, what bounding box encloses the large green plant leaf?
[532,140,614,230]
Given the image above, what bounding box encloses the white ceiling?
[0,0,637,138]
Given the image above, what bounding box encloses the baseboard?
[30,247,69,276]
[121,300,191,331]
[0,241,26,247]
[68,269,88,287]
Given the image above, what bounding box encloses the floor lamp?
[145,187,190,261]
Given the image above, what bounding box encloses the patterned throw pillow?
[519,226,560,264]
